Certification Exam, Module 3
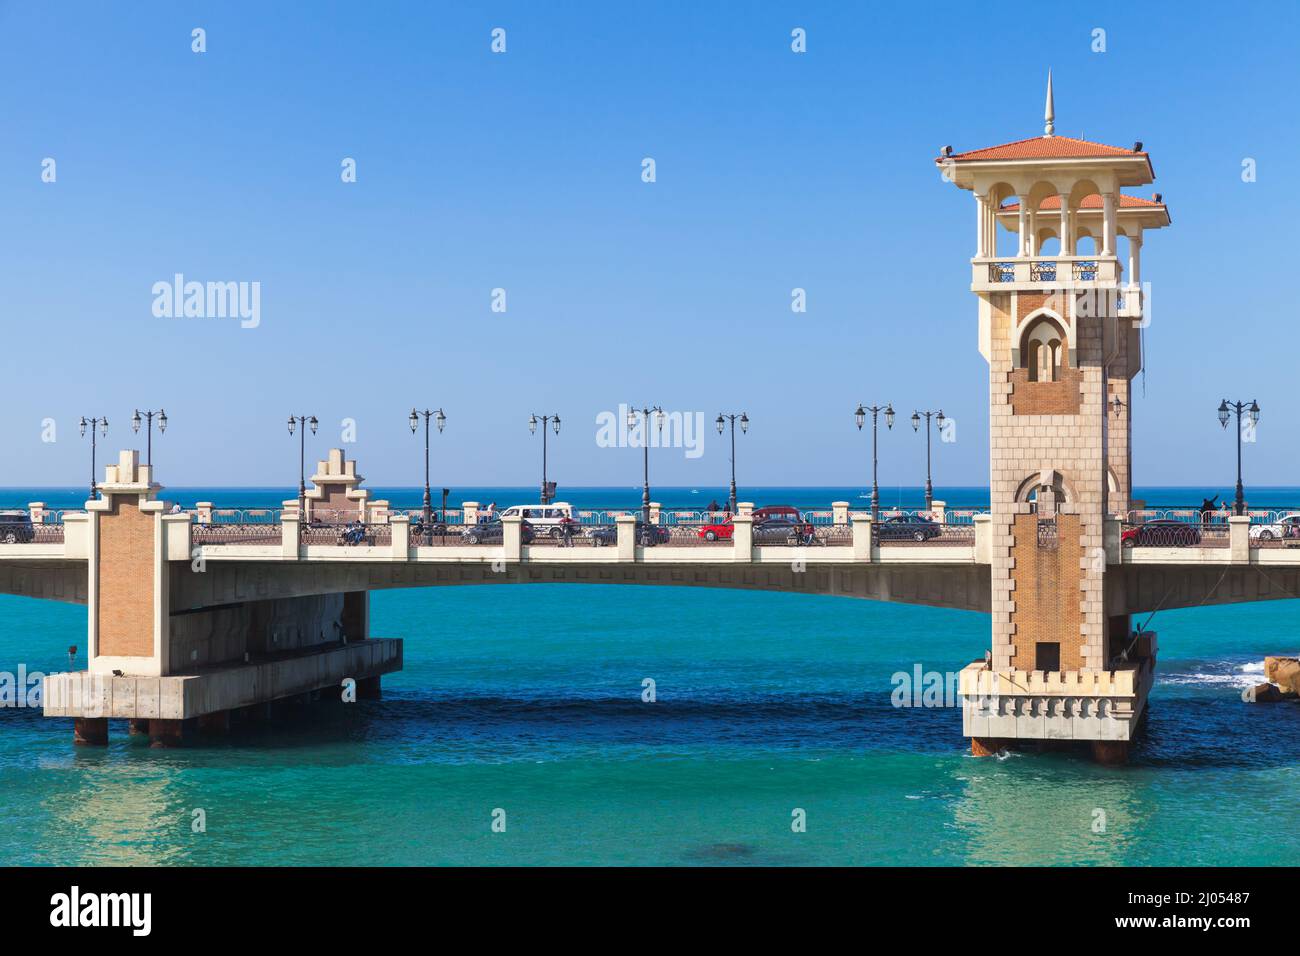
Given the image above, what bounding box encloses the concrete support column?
[930,500,946,523]
[731,515,753,562]
[282,514,300,558]
[390,514,410,556]
[74,717,108,746]
[615,515,636,561]
[502,515,522,562]
[149,718,189,748]
[649,502,662,524]
[462,502,480,525]
[1027,209,1038,256]
[831,501,850,525]
[736,501,754,518]
[1230,515,1251,563]
[195,502,213,524]
[975,195,987,257]
[852,515,874,561]
[28,502,45,525]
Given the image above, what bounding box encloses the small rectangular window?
[1035,642,1061,672]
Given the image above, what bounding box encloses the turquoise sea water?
[0,487,1297,866]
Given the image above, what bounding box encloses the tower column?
[1058,194,1071,256]
[1127,232,1143,287]
[1016,195,1030,256]
[1101,191,1117,255]
[975,195,987,257]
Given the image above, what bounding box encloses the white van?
[498,503,577,539]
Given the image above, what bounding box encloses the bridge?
[9,88,1294,763]
[4,444,1298,756]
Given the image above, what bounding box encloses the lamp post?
[131,408,167,468]
[855,403,894,522]
[287,414,318,519]
[910,409,945,512]
[1218,399,1260,517]
[529,413,561,504]
[79,416,109,499]
[628,405,665,524]
[715,412,748,514]
[409,408,447,526]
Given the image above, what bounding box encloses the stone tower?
[943,77,1171,762]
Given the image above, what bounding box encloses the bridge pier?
[41,450,403,747]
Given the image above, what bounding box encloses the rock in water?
[1264,657,1300,695]
[1247,682,1286,703]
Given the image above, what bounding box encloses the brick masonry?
[96,497,154,658]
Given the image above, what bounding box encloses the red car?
[697,505,813,541]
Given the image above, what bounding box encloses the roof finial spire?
[1044,69,1055,137]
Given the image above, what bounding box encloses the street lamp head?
[911,411,920,432]
[435,409,446,432]
[132,410,142,433]
[626,407,638,429]
[885,405,895,430]
[715,414,725,435]
[854,405,865,430]
[308,416,318,434]
[79,417,87,437]
[529,414,538,434]
[739,413,748,433]
[654,409,665,430]
[158,410,167,433]
[410,409,419,433]
[1217,400,1230,429]
[552,415,561,435]
[100,419,108,437]
[1249,400,1261,425]
[287,415,296,435]
[936,410,945,428]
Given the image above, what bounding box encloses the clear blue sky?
[1,1,1296,490]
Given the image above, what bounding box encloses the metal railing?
[193,524,282,546]
[988,261,1015,283]
[1031,260,1057,282]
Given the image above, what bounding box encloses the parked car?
[697,516,734,541]
[498,503,576,539]
[752,516,818,545]
[752,505,803,523]
[875,514,942,542]
[0,510,34,544]
[1250,513,1300,541]
[1121,519,1202,547]
[461,516,534,545]
[589,519,669,547]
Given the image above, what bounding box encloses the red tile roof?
[940,135,1146,162]
[1000,194,1165,212]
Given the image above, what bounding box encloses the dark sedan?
[589,520,670,547]
[0,511,34,544]
[461,517,534,545]
[875,514,943,542]
[752,516,817,545]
